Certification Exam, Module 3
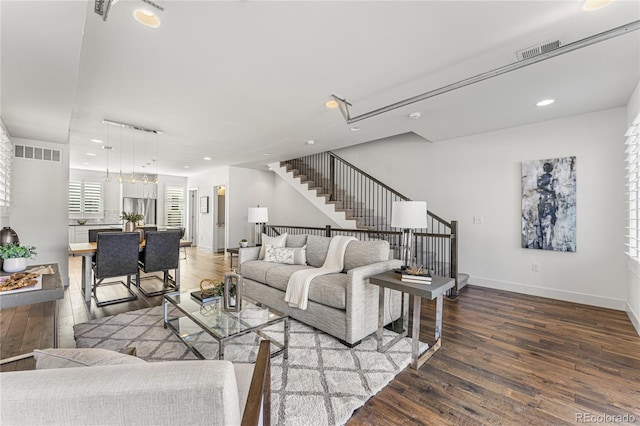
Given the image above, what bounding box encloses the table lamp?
[248,206,269,246]
[391,201,428,269]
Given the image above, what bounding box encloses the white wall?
[187,166,230,251]
[11,138,69,285]
[226,166,336,247]
[334,108,627,311]
[626,80,640,334]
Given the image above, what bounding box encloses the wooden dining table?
[69,239,192,304]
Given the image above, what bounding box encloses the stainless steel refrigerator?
[123,197,157,225]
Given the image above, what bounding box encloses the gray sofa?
[238,234,402,346]
[1,343,272,426]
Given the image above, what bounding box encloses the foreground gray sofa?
[238,234,402,346]
[0,342,272,426]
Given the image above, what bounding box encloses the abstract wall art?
[521,156,576,252]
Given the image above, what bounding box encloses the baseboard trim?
[469,277,626,311]
[626,302,640,336]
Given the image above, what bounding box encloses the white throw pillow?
[258,233,287,260]
[263,244,307,265]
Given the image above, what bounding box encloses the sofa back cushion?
[343,240,390,272]
[305,235,332,267]
[286,234,308,248]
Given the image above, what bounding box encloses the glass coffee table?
[163,291,289,361]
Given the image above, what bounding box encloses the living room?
[1,1,639,424]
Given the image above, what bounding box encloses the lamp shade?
[391,201,427,229]
[248,207,269,223]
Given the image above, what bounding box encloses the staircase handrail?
[327,151,410,201]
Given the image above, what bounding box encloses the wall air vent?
[14,144,61,162]
[516,40,562,61]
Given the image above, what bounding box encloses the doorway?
[188,188,198,246]
[214,185,226,253]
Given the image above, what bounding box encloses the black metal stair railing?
[276,151,460,290]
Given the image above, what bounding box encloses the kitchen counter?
[68,223,121,227]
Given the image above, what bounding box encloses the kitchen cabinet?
[69,224,121,244]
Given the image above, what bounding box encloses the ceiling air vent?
[14,144,61,162]
[516,40,561,61]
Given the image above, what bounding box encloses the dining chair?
[179,227,187,260]
[88,228,122,242]
[91,232,140,307]
[137,230,181,297]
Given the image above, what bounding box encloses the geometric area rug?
[74,305,425,426]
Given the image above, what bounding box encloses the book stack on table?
[191,290,221,305]
[401,273,432,285]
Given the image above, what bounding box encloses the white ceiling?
[2,0,639,177]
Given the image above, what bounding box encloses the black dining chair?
[137,230,181,297]
[88,228,122,242]
[91,232,140,307]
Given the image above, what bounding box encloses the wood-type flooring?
[1,247,639,424]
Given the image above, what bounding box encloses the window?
[69,180,103,218]
[166,186,185,227]
[626,112,640,261]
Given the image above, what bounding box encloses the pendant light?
[103,124,112,182]
[128,128,137,184]
[141,133,149,184]
[152,132,159,184]
[117,125,124,183]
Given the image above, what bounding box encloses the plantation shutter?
[166,186,185,227]
[68,181,82,215]
[83,181,102,215]
[0,137,11,213]
[626,112,640,261]
[69,180,103,218]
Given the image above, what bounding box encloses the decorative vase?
[240,241,248,248]
[3,258,27,273]
[125,221,135,232]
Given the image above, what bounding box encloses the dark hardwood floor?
[1,247,639,424]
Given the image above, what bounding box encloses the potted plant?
[0,243,37,273]
[121,211,144,232]
[239,239,248,248]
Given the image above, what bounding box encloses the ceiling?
[2,1,639,177]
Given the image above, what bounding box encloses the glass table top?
[164,292,287,340]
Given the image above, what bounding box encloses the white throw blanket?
[284,235,356,310]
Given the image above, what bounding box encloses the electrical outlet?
[531,263,539,272]
[473,216,483,224]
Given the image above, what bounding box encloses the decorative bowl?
[77,219,87,225]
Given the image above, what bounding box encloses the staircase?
[269,151,469,296]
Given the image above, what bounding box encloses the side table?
[369,271,455,369]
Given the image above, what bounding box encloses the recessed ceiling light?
[409,112,422,120]
[306,140,315,145]
[86,152,97,156]
[133,8,161,28]
[81,162,90,165]
[183,165,190,169]
[203,157,212,161]
[536,99,555,107]
[263,153,271,156]
[90,139,103,143]
[325,100,339,109]
[350,127,361,132]
[580,0,614,11]
[101,145,114,151]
